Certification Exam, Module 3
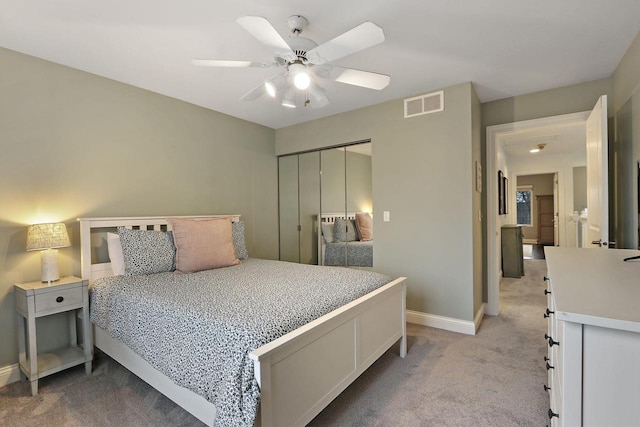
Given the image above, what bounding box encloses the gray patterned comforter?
[90,258,391,426]
[324,241,373,267]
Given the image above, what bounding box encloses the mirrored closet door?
[278,142,373,267]
[278,152,320,264]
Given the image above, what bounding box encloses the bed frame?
[79,215,407,427]
[316,212,357,266]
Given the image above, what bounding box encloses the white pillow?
[107,232,126,276]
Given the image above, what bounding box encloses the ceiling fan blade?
[306,22,385,65]
[330,66,390,90]
[240,81,267,101]
[308,83,330,108]
[237,16,297,62]
[192,59,276,68]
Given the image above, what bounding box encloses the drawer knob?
[546,362,554,371]
[543,276,549,281]
[56,296,64,303]
[548,408,559,419]
[545,334,560,347]
[544,289,551,295]
[545,308,554,317]
[544,384,551,392]
[544,356,550,362]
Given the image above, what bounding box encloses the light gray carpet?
[0,260,549,426]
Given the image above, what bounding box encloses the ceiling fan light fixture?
[530,143,546,153]
[289,62,311,90]
[282,88,296,108]
[294,72,311,90]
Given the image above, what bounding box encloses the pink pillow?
[168,217,240,273]
[355,212,373,241]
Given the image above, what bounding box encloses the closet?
[278,142,372,266]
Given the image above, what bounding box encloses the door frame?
[486,111,589,316]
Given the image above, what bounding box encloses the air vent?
[404,90,444,118]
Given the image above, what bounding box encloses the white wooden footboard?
[251,277,407,427]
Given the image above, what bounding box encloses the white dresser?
[545,247,640,426]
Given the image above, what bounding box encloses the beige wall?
[573,166,587,212]
[0,47,278,367]
[471,88,483,317]
[277,82,481,322]
[482,78,614,128]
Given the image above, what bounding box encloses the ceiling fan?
[193,15,390,108]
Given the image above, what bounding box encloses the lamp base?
[40,249,60,283]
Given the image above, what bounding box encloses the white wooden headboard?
[318,212,357,224]
[78,215,240,282]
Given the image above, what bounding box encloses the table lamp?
[26,222,71,283]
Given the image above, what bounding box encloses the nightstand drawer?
[34,286,82,313]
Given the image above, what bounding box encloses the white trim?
[407,309,480,335]
[0,363,21,387]
[486,111,590,316]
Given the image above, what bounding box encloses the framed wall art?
[498,170,505,214]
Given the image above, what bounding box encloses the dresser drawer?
[35,286,83,314]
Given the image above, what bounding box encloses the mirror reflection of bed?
[279,141,373,267]
[318,212,373,267]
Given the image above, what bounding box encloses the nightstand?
[14,276,93,395]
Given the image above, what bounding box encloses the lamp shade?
[26,223,71,251]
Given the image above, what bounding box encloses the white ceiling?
[500,122,587,163]
[2,1,639,129]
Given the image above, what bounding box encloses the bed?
[317,212,373,267]
[79,215,406,427]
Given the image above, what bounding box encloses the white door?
[553,173,559,246]
[586,95,609,248]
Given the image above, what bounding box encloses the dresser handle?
[548,409,559,419]
[544,356,550,362]
[545,308,554,316]
[544,384,551,392]
[544,276,549,281]
[545,334,559,347]
[56,296,64,303]
[546,362,554,370]
[544,289,551,295]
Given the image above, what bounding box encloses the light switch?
[383,211,390,222]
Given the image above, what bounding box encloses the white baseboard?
[407,308,482,335]
[0,363,21,387]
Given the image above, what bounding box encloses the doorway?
[486,111,589,316]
